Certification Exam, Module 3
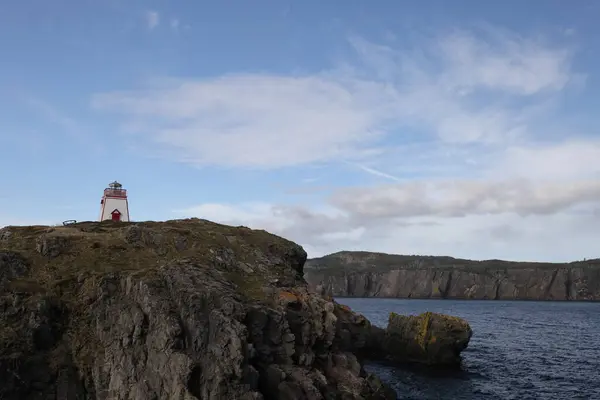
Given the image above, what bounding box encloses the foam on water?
[337,298,600,400]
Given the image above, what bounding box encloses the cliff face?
[0,221,395,400]
[304,252,600,301]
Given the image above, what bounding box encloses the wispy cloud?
[93,28,577,169]
[23,96,81,136]
[170,18,180,30]
[93,26,598,261]
[145,10,159,30]
[434,29,574,95]
[93,75,388,167]
[19,95,101,147]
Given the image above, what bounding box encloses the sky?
[1,0,599,262]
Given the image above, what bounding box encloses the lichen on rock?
[382,311,472,367]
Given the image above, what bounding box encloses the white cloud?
[175,202,357,257]
[329,179,600,219]
[93,75,390,167]
[145,11,159,30]
[170,18,180,30]
[436,30,573,95]
[94,27,599,261]
[174,190,600,261]
[498,140,600,180]
[92,29,576,167]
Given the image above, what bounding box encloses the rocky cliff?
[0,220,396,400]
[305,251,600,301]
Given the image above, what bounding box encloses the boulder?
[330,305,472,368]
[382,311,472,367]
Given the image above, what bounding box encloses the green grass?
[0,218,305,311]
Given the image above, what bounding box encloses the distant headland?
[304,251,600,301]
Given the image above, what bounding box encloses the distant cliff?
[304,251,600,301]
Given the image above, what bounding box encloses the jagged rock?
[0,252,29,289]
[0,219,397,400]
[122,224,145,246]
[0,293,70,399]
[332,304,373,354]
[35,233,69,258]
[174,235,188,251]
[330,303,472,368]
[382,312,472,367]
[0,227,12,241]
[361,373,397,400]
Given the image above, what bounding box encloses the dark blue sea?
[336,298,600,400]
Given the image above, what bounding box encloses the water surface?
[337,298,600,400]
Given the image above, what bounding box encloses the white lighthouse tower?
[99,181,130,222]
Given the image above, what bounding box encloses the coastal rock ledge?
[0,220,471,400]
[334,306,472,368]
[1,219,399,400]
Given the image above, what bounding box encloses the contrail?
[344,161,403,182]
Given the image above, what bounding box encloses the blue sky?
[1,0,599,261]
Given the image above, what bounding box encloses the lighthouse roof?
[103,181,127,199]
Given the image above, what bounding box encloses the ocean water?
[336,298,600,400]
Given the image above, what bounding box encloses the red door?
[111,211,121,222]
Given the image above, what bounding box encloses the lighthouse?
[99,181,130,222]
